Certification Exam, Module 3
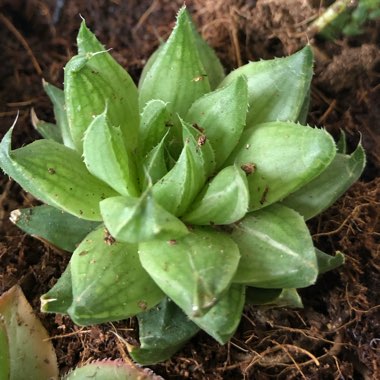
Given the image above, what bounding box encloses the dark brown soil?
[0,0,379,379]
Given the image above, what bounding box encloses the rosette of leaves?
[0,7,365,364]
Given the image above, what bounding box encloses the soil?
[0,0,379,379]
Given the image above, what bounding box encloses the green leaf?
[129,298,199,365]
[182,165,249,225]
[65,22,139,153]
[31,108,63,143]
[138,6,211,144]
[231,204,318,288]
[10,205,99,251]
[191,284,245,344]
[0,286,58,379]
[227,121,336,211]
[41,264,73,314]
[139,135,168,190]
[281,143,365,220]
[190,17,225,89]
[139,100,172,157]
[152,121,214,216]
[246,287,303,308]
[139,17,225,91]
[336,130,347,154]
[64,360,163,380]
[100,193,189,243]
[297,88,311,124]
[68,228,163,325]
[245,287,282,305]
[0,127,117,221]
[220,46,313,126]
[316,249,345,274]
[139,227,241,317]
[83,111,139,197]
[42,80,74,148]
[0,319,10,380]
[185,76,248,169]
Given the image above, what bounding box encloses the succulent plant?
[0,6,365,364]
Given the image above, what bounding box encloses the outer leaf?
[0,127,117,221]
[139,100,172,157]
[100,193,189,243]
[42,80,74,148]
[10,205,99,251]
[316,249,345,274]
[139,6,211,144]
[337,130,347,154]
[129,298,200,365]
[246,287,303,308]
[0,286,58,379]
[83,111,139,197]
[182,165,249,225]
[68,228,163,325]
[65,22,139,153]
[227,121,336,211]
[64,360,163,380]
[231,204,318,288]
[191,284,245,344]
[0,319,10,380]
[41,264,73,314]
[220,46,313,126]
[281,143,365,220]
[245,287,282,305]
[185,76,248,168]
[31,108,62,143]
[139,227,241,317]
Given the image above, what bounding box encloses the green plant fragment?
[140,135,168,190]
[63,359,163,380]
[0,319,10,380]
[0,286,58,379]
[232,204,318,288]
[139,6,210,145]
[185,76,248,169]
[65,22,139,153]
[139,227,241,317]
[129,298,200,365]
[182,165,249,225]
[336,130,347,154]
[0,127,117,221]
[83,111,139,197]
[41,264,72,314]
[191,284,245,344]
[42,80,74,148]
[281,143,365,220]
[316,249,345,274]
[139,99,172,157]
[220,46,313,126]
[10,205,99,252]
[227,121,336,211]
[68,228,163,325]
[100,193,189,243]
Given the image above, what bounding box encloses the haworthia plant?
[0,6,365,365]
